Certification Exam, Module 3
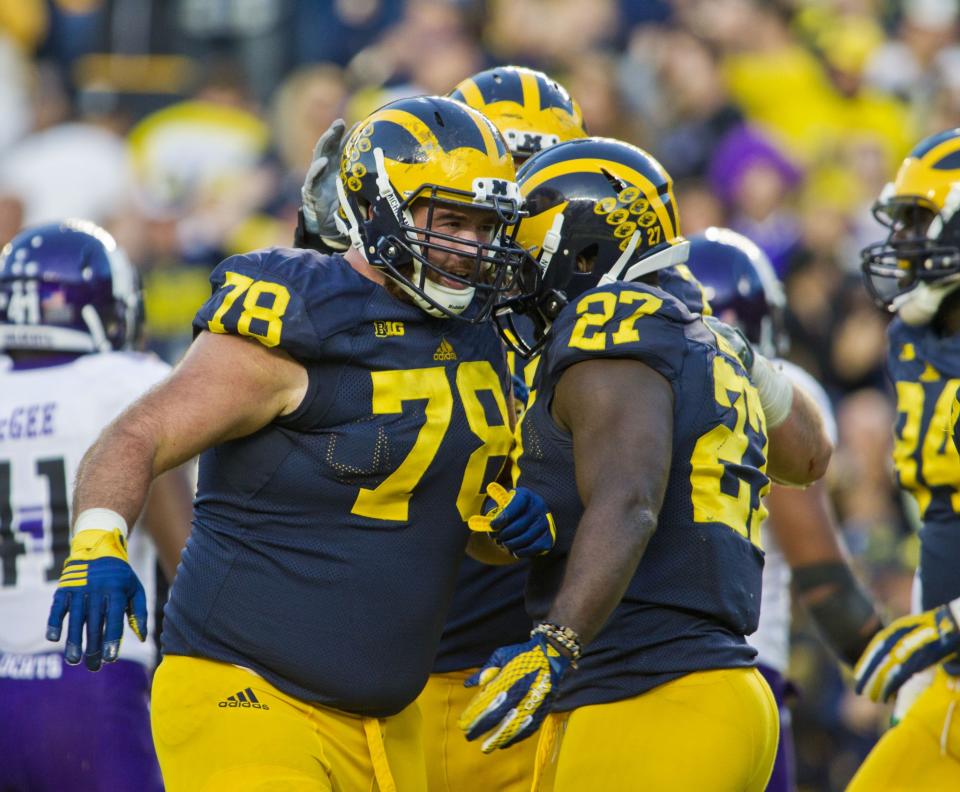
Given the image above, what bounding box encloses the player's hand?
[510,373,530,406]
[301,118,350,251]
[854,599,960,702]
[459,633,572,752]
[46,528,147,671]
[468,482,556,558]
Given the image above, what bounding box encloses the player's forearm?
[766,383,832,487]
[546,502,657,646]
[72,410,167,530]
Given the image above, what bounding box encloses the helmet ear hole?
[576,245,598,274]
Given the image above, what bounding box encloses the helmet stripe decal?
[451,80,484,109]
[535,73,573,113]
[933,150,960,170]
[478,68,524,106]
[374,109,440,149]
[378,104,489,155]
[664,187,679,238]
[911,128,960,159]
[519,69,541,115]
[521,156,677,239]
[475,116,504,161]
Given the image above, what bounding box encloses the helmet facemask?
[336,96,526,321]
[862,188,960,316]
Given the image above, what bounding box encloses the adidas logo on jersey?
[433,339,457,361]
[218,686,270,710]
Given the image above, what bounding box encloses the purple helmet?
[685,227,787,357]
[0,220,142,353]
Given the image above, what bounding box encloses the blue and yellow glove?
[459,632,572,752]
[854,598,960,702]
[468,482,556,558]
[46,527,147,672]
[510,373,530,406]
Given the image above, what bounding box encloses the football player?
[44,96,553,791]
[0,221,192,790]
[849,128,960,789]
[459,138,831,790]
[297,66,585,792]
[683,227,882,792]
[420,66,586,792]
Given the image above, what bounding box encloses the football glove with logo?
[46,526,147,671]
[854,598,960,702]
[468,482,556,557]
[459,632,572,752]
[299,118,350,251]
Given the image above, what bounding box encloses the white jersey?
[749,359,838,673]
[0,352,170,667]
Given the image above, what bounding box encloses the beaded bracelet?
[531,622,582,666]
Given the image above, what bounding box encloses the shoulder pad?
[193,248,373,361]
[544,281,693,383]
[658,265,711,315]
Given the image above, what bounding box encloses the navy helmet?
[0,220,142,353]
[686,227,787,358]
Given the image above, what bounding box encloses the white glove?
[300,118,350,251]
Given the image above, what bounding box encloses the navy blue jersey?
[517,280,769,710]
[434,315,539,673]
[162,248,513,717]
[433,557,531,672]
[658,264,712,316]
[887,319,960,673]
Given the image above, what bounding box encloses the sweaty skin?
[544,357,672,645]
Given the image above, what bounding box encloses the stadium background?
[0,0,950,788]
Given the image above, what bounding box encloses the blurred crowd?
[0,0,950,788]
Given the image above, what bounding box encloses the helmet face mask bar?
[336,95,526,321]
[347,177,526,322]
[861,196,960,309]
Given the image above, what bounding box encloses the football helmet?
[450,66,587,162]
[335,95,524,320]
[500,137,690,354]
[686,227,787,358]
[0,220,142,353]
[861,128,960,324]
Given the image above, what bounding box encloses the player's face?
[411,203,498,290]
[889,203,937,289]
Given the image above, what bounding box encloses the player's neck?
[343,247,386,286]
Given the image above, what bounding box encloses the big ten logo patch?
[593,186,662,251]
[374,320,405,338]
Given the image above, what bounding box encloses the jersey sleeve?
[192,248,364,363]
[544,282,690,385]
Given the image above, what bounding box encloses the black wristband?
[793,561,882,666]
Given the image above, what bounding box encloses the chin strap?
[399,260,474,318]
[598,238,691,286]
